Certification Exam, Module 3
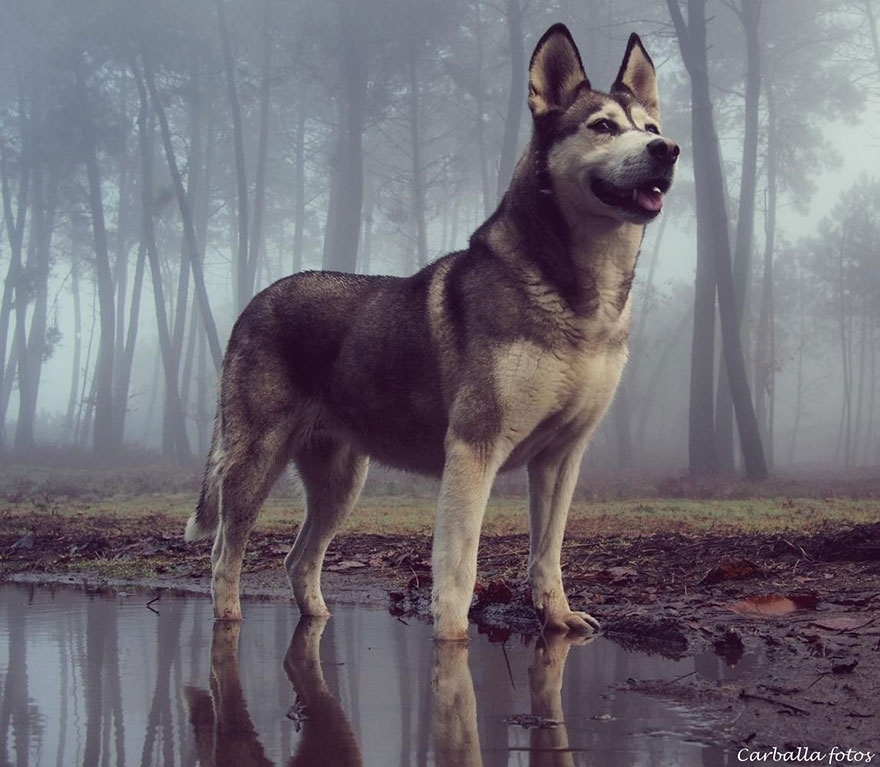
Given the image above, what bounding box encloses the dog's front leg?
[527,443,600,634]
[432,436,500,641]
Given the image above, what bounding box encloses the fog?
[1,0,878,475]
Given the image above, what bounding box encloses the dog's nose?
[647,138,680,165]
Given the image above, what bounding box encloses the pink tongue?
[635,188,663,212]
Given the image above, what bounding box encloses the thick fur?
[188,24,678,640]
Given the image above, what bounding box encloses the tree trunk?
[111,157,132,443]
[164,71,205,456]
[248,0,272,292]
[75,305,98,446]
[836,265,853,466]
[473,0,492,218]
[132,54,192,463]
[866,320,877,465]
[715,0,762,471]
[496,0,525,203]
[667,0,767,479]
[612,379,634,468]
[360,186,375,275]
[785,269,806,465]
[293,108,307,273]
[321,0,365,273]
[852,306,868,463]
[14,158,56,452]
[667,0,718,475]
[196,321,210,457]
[180,298,199,436]
[175,68,215,457]
[78,67,116,457]
[408,36,429,270]
[755,64,778,468]
[111,159,145,448]
[215,0,252,311]
[64,243,84,444]
[0,86,30,449]
[141,43,223,372]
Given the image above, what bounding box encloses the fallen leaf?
[730,594,805,617]
[701,559,763,585]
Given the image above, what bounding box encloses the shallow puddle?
[0,583,741,766]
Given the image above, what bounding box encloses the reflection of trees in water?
[84,596,125,767]
[4,588,213,766]
[0,589,42,764]
[389,609,433,766]
[142,598,185,766]
[3,588,731,765]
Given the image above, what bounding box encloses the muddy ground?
[2,512,880,755]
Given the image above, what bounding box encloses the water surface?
[0,583,740,765]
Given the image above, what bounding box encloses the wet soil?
[2,513,880,753]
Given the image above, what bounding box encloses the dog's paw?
[295,597,331,619]
[543,610,601,636]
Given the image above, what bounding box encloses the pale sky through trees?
[1,0,879,471]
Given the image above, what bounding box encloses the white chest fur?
[492,335,628,467]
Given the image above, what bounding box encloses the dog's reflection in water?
[184,619,589,766]
[527,634,592,767]
[433,632,591,767]
[184,618,361,767]
[283,617,363,766]
[184,622,273,767]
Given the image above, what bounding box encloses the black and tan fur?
[187,24,678,640]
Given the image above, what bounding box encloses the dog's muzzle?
[592,137,679,218]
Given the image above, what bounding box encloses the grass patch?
[80,558,158,580]
[565,497,880,536]
[0,465,200,503]
[3,489,878,585]
[4,494,876,538]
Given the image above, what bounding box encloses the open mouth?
[591,177,671,216]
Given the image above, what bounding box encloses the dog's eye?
[645,124,661,135]
[589,119,617,134]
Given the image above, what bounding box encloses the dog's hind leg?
[527,442,600,635]
[285,441,369,617]
[210,422,293,622]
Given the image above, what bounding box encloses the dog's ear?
[528,24,589,117]
[612,34,659,121]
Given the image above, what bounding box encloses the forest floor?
[1,464,879,757]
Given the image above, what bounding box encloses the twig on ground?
[739,691,810,717]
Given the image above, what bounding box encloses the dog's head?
[528,24,678,225]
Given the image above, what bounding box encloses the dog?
[186,23,678,640]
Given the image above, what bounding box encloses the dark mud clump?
[601,615,689,658]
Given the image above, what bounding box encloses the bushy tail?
[185,414,224,541]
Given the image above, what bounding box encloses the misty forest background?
[1,0,879,479]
